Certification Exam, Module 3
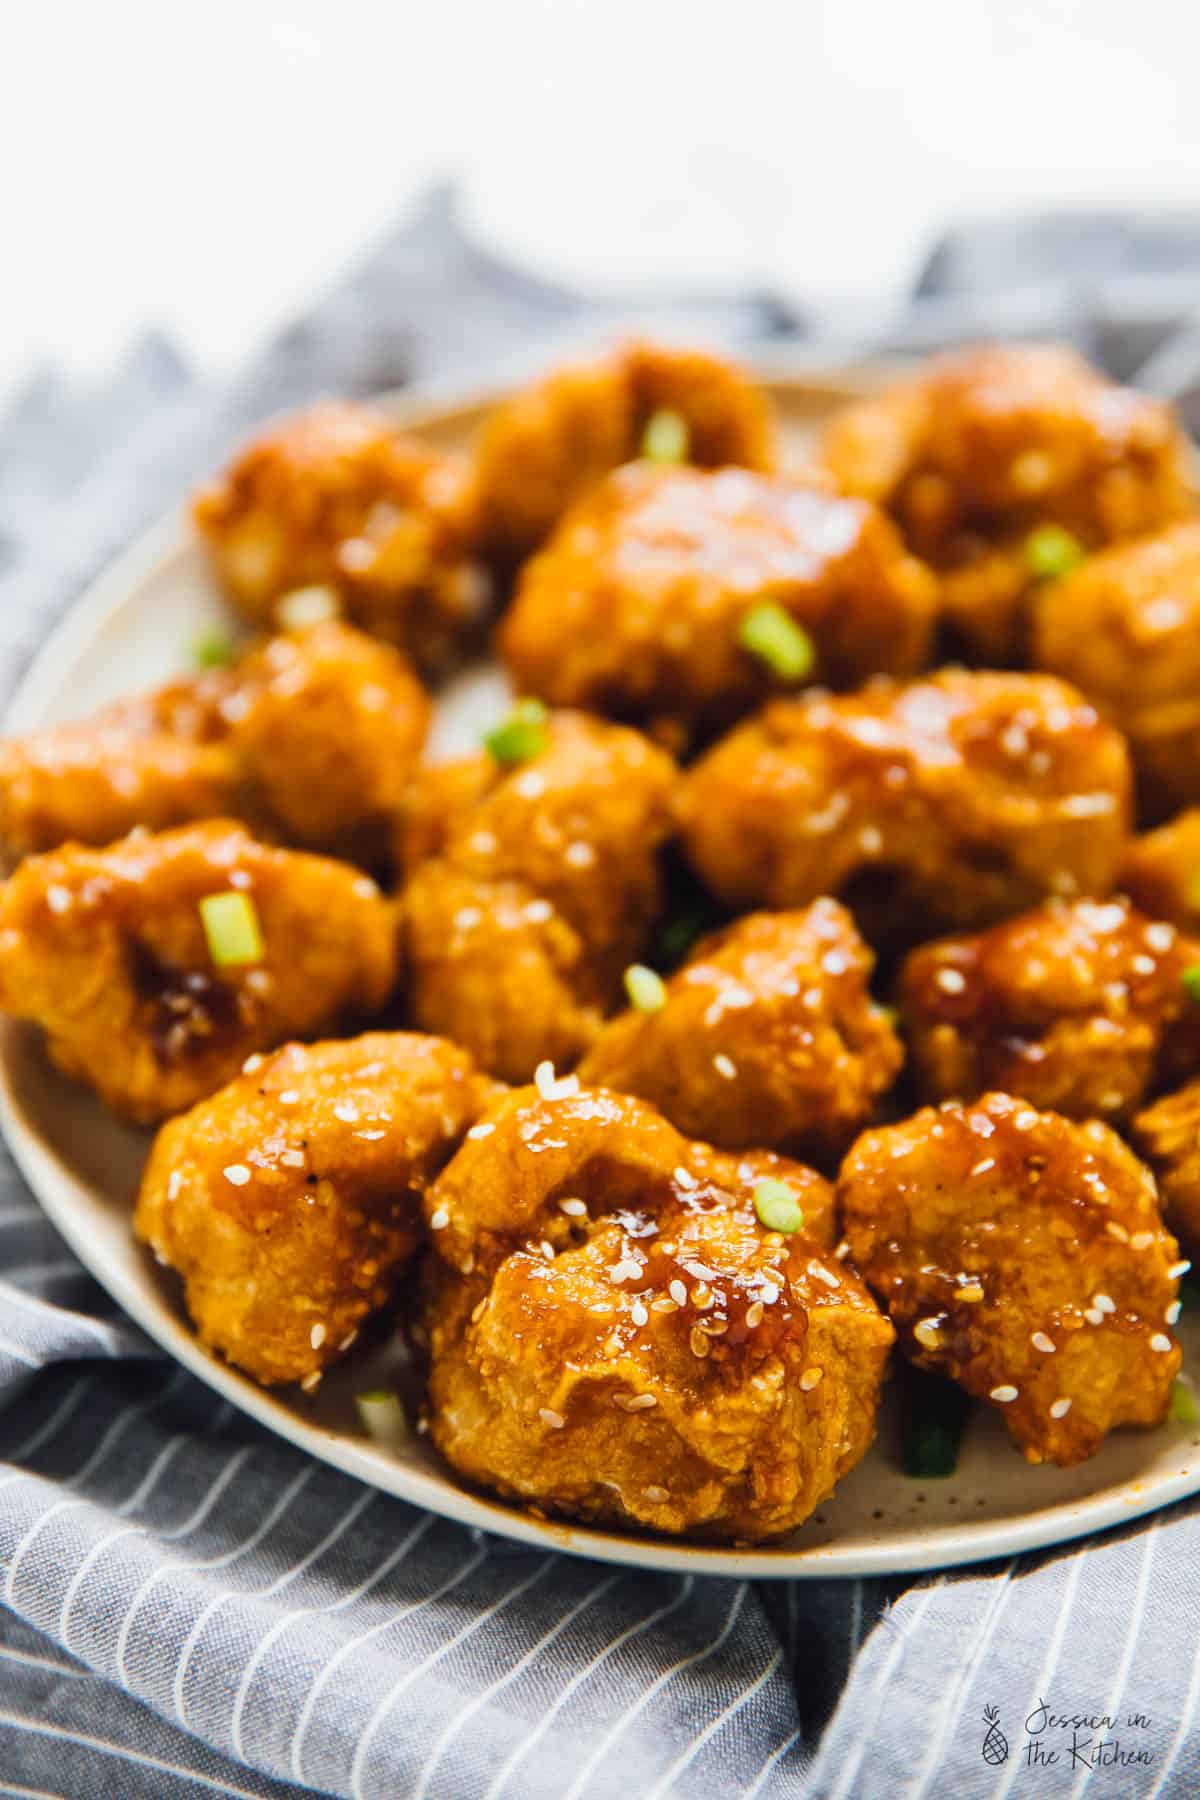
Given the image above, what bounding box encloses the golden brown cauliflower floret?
[1121,811,1200,934]
[474,339,775,561]
[1032,521,1200,818]
[400,711,676,1082]
[500,464,937,747]
[820,343,1192,662]
[1134,1081,1200,1249]
[136,1032,491,1386]
[0,821,397,1124]
[192,403,489,671]
[680,671,1131,944]
[839,1092,1182,1465]
[899,898,1200,1122]
[422,1084,887,1541]
[0,622,429,871]
[579,903,902,1160]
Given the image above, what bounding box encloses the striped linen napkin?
[2,190,1200,1799]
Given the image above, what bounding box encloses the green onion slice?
[903,1374,969,1478]
[753,1178,804,1235]
[624,963,667,1012]
[1184,966,1200,1006]
[199,891,265,968]
[737,603,815,681]
[355,1389,410,1448]
[1171,1380,1199,1425]
[1024,524,1085,580]
[484,698,548,767]
[641,408,690,464]
[193,627,235,669]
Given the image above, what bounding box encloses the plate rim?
[2,357,1194,1580]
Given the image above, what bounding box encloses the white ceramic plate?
[3,359,1198,1581]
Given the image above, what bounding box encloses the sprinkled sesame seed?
[745,1301,764,1329]
[1031,1331,1056,1353]
[539,1408,565,1429]
[223,1164,251,1187]
[858,825,883,855]
[650,1296,679,1314]
[1130,1231,1155,1250]
[524,898,553,923]
[1105,1221,1129,1243]
[242,1053,265,1074]
[1166,1301,1182,1325]
[810,1263,839,1289]
[453,906,482,930]
[358,1129,386,1141]
[1169,1260,1192,1279]
[430,1206,450,1231]
[300,1371,322,1393]
[339,1330,358,1352]
[278,1091,299,1105]
[913,1319,941,1350]
[534,1060,580,1100]
[46,884,72,914]
[1014,1110,1039,1131]
[560,1197,587,1217]
[935,967,967,994]
[310,1324,326,1349]
[467,1121,495,1140]
[800,1367,824,1391]
[565,841,596,868]
[1131,953,1156,977]
[834,1240,851,1260]
[1050,1397,1072,1419]
[1093,1293,1116,1314]
[759,1281,780,1304]
[167,1170,182,1201]
[674,1166,698,1190]
[669,1280,688,1306]
[643,1485,669,1503]
[1084,1307,1104,1326]
[334,1101,360,1123]
[1151,1333,1173,1353]
[970,1159,996,1177]
[1146,923,1175,952]
[713,1053,737,1080]
[689,1326,710,1358]
[616,1392,657,1411]
[990,1385,1019,1403]
[631,1301,649,1326]
[540,1241,555,1261]
[280,1149,306,1168]
[609,1258,642,1283]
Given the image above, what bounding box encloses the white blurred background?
[2,0,1199,398]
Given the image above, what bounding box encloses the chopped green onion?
[199,891,265,968]
[193,627,235,669]
[484,698,548,767]
[1184,966,1200,1006]
[753,1178,804,1235]
[903,1381,969,1477]
[624,963,667,1012]
[1024,524,1085,581]
[355,1389,410,1448]
[1171,1380,1199,1425]
[737,603,815,682]
[641,408,690,464]
[656,910,706,966]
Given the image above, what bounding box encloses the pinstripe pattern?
[4,203,1200,1798]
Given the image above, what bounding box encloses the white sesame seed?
[1105,1222,1129,1243]
[1146,923,1175,952]
[1131,952,1156,976]
[469,829,497,854]
[1151,1334,1173,1353]
[353,875,379,900]
[970,1159,996,1177]
[1050,1397,1072,1419]
[334,1101,360,1123]
[280,1149,306,1168]
[1031,1331,1056,1354]
[167,1170,182,1201]
[800,1367,824,1391]
[745,1301,764,1329]
[540,1241,555,1261]
[674,1166,698,1190]
[539,1408,565,1429]
[514,771,546,800]
[1169,1260,1192,1280]
[1014,1111,1039,1131]
[1093,1293,1115,1315]
[609,1258,642,1284]
[358,1129,386,1141]
[310,1324,326,1349]
[913,1319,941,1350]
[524,898,553,924]
[935,967,967,995]
[453,907,482,930]
[300,1371,322,1393]
[223,1164,251,1187]
[1166,1301,1182,1325]
[534,1061,580,1101]
[559,1197,587,1217]
[810,1263,839,1289]
[621,1393,658,1411]
[565,841,595,868]
[669,1280,688,1306]
[759,1281,780,1305]
[1130,1231,1155,1250]
[858,825,883,855]
[1085,1308,1104,1326]
[430,1206,450,1231]
[278,1091,300,1105]
[712,1053,737,1080]
[990,1385,1019,1403]
[339,1330,358,1352]
[631,1301,649,1326]
[242,1053,265,1074]
[643,1485,669,1503]
[467,1121,495,1140]
[834,1240,851,1260]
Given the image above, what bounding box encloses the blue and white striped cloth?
[3,191,1200,1798]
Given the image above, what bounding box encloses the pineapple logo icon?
[981,1705,1009,1766]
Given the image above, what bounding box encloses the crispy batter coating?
[422,1084,888,1540]
[1133,1081,1200,1249]
[1121,811,1200,934]
[192,404,489,670]
[474,340,775,560]
[136,1032,491,1385]
[821,344,1192,661]
[0,821,397,1123]
[839,1092,1182,1465]
[680,671,1131,943]
[579,903,902,1159]
[0,622,429,870]
[400,712,676,1081]
[899,899,1200,1122]
[500,464,937,746]
[1032,521,1200,817]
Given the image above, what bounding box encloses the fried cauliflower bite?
[473,340,775,561]
[839,1092,1182,1465]
[821,344,1192,662]
[400,711,676,1082]
[1033,521,1200,818]
[579,903,902,1160]
[0,822,397,1124]
[136,1033,491,1386]
[0,622,429,870]
[192,403,489,671]
[899,899,1200,1123]
[1134,1081,1200,1249]
[680,672,1131,944]
[1121,811,1200,934]
[499,464,937,746]
[421,1084,889,1540]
